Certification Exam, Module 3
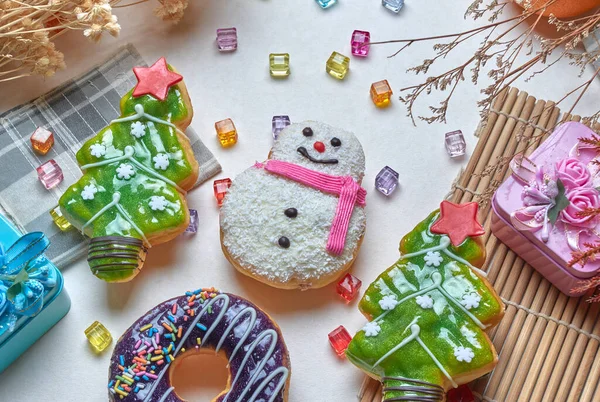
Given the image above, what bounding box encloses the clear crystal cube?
[445,130,466,158]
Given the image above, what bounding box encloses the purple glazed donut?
[108,288,291,402]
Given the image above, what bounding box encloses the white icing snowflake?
[153,153,169,170]
[424,251,443,267]
[81,184,98,200]
[460,293,482,310]
[379,295,398,311]
[415,294,434,309]
[131,121,146,138]
[116,164,135,180]
[90,143,106,158]
[362,321,381,337]
[454,346,475,363]
[149,196,168,211]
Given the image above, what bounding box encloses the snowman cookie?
[220,121,367,290]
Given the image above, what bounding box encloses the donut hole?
[169,349,230,401]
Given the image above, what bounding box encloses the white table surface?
[1,1,599,401]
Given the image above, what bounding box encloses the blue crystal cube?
[316,0,337,9]
[382,0,404,13]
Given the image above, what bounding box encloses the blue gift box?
[0,214,70,373]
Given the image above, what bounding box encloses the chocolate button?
[278,236,291,248]
[285,208,298,218]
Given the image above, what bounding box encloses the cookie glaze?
[346,210,504,401]
[108,289,290,402]
[59,63,198,282]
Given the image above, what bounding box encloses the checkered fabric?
[0,44,221,267]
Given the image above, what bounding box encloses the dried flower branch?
[371,0,600,128]
[0,0,189,82]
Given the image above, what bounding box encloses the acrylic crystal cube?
[445,130,466,158]
[216,28,237,52]
[269,53,290,78]
[49,206,72,231]
[370,80,393,107]
[326,52,350,80]
[316,0,337,8]
[446,385,475,402]
[36,159,63,190]
[214,178,232,207]
[351,30,370,57]
[185,209,199,233]
[336,273,362,302]
[382,0,404,13]
[30,127,54,155]
[375,166,399,196]
[328,325,352,357]
[85,321,112,353]
[215,118,238,148]
[272,115,291,140]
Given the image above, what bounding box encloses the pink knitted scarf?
[255,160,366,255]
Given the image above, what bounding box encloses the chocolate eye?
[302,127,313,137]
[331,137,341,147]
[284,208,298,218]
[278,236,290,248]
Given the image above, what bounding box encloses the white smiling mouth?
[297,147,338,164]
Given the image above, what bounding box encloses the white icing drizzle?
[372,324,458,388]
[111,104,186,138]
[80,145,186,194]
[158,387,174,402]
[143,294,289,402]
[374,272,486,330]
[81,192,151,247]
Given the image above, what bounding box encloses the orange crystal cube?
[215,118,238,148]
[370,80,393,108]
[30,127,54,155]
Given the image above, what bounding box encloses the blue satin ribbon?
[0,232,57,336]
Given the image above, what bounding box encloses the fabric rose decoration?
[556,158,592,190]
[561,187,600,228]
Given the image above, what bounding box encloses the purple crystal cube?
[185,209,199,233]
[36,159,63,190]
[216,28,237,52]
[272,116,291,140]
[351,30,370,57]
[375,166,399,196]
[445,130,466,158]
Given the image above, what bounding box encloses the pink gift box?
[492,122,600,296]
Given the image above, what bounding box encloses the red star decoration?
[132,57,183,101]
[430,201,485,246]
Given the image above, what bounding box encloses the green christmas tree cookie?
[59,58,199,283]
[347,201,504,401]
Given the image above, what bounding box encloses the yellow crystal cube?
[326,52,350,80]
[370,79,393,107]
[269,53,290,78]
[85,321,112,353]
[49,206,72,231]
[215,118,238,148]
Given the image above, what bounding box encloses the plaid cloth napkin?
[0,44,221,267]
[584,29,600,72]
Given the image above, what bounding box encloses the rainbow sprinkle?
[108,288,219,400]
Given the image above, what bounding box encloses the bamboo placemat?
[358,87,600,402]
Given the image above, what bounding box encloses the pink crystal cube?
[328,326,352,357]
[36,159,63,190]
[185,209,198,233]
[336,273,362,302]
[216,28,237,52]
[213,178,232,207]
[351,30,370,57]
